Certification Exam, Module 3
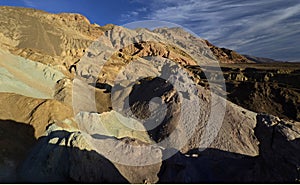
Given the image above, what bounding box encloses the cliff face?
[0,6,299,183]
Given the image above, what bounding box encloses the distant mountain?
[243,54,287,63]
[0,6,257,66]
[204,41,287,64]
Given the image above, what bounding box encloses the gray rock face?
[18,114,300,183]
[152,27,217,63]
[72,24,260,159]
[0,6,299,183]
[158,114,300,183]
[253,114,300,182]
[14,23,298,183]
[18,124,162,183]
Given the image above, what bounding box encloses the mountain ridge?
[0,6,282,66]
[0,6,299,183]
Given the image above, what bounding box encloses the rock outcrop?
[0,49,65,99]
[0,6,299,183]
[0,93,76,138]
[0,93,76,182]
[159,114,300,183]
[205,40,253,63]
[19,124,162,183]
[17,114,300,183]
[187,63,300,121]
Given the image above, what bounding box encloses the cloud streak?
[22,0,36,7]
[125,0,300,61]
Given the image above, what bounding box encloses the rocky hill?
[0,6,299,183]
[187,63,300,121]
[0,6,105,76]
[204,40,253,63]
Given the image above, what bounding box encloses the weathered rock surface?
[75,111,152,143]
[153,27,219,63]
[0,6,104,76]
[19,124,162,183]
[158,114,300,183]
[0,93,76,182]
[54,78,111,114]
[0,6,299,183]
[253,114,300,182]
[17,114,300,183]
[77,34,258,156]
[0,49,65,99]
[0,93,75,138]
[76,25,219,89]
[187,63,300,121]
[205,40,253,63]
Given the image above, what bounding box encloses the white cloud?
[121,7,148,22]
[134,0,300,61]
[121,11,140,22]
[22,0,36,7]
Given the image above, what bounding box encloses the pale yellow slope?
[0,6,104,70]
[0,92,75,138]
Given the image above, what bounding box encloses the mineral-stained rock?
[75,111,152,143]
[1,6,299,183]
[0,49,65,99]
[18,113,300,183]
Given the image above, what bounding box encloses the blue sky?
[0,0,299,61]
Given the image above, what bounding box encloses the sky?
[0,0,299,62]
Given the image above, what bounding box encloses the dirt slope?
[0,6,104,75]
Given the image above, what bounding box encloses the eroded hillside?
[0,6,299,183]
[187,63,300,121]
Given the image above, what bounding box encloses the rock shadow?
[0,119,36,182]
[158,115,300,183]
[18,130,129,183]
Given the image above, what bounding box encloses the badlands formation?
[0,6,299,183]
